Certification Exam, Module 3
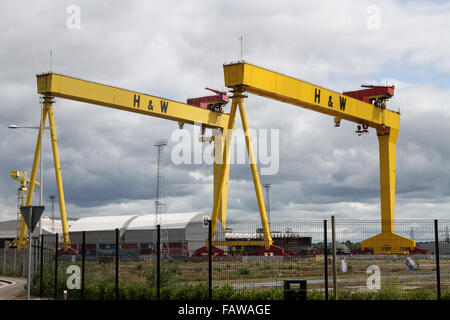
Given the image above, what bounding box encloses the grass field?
[76,255,450,294]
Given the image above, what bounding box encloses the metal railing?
[1,218,449,300]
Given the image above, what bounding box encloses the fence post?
[208,219,212,301]
[331,215,337,300]
[54,233,58,300]
[40,234,44,298]
[324,219,328,300]
[2,241,6,274]
[82,231,85,300]
[23,249,26,277]
[35,239,37,272]
[33,238,36,273]
[156,224,161,300]
[13,248,16,275]
[434,219,441,300]
[115,228,119,300]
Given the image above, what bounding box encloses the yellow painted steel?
[223,62,400,131]
[36,73,230,129]
[20,98,71,249]
[30,71,279,252]
[10,171,40,248]
[223,62,414,254]
[47,101,71,249]
[213,128,230,227]
[209,94,273,249]
[17,106,49,249]
[360,129,415,254]
[34,72,233,250]
[237,98,272,249]
[210,98,238,242]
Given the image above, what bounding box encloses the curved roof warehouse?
[66,212,225,254]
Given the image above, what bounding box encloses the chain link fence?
[1,218,449,300]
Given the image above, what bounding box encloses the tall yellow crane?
[23,72,273,250]
[9,170,39,248]
[223,62,415,254]
[24,61,410,255]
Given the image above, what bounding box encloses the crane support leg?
[46,98,71,249]
[211,93,273,249]
[361,129,415,254]
[237,98,273,249]
[214,127,230,228]
[17,103,49,249]
[210,97,238,245]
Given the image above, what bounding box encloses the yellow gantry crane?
[223,62,415,254]
[9,170,39,248]
[22,61,413,254]
[24,71,272,250]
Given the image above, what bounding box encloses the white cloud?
[0,0,449,226]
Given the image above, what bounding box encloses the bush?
[404,289,435,300]
[144,267,177,288]
[238,267,251,275]
[30,260,447,301]
[307,290,325,300]
[169,263,183,276]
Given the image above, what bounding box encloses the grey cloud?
[1,0,450,224]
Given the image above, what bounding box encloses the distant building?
[325,242,350,254]
[0,212,225,259]
[224,228,313,255]
[416,241,450,255]
[0,216,76,248]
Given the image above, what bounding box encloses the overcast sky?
[0,0,449,225]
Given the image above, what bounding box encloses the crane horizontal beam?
[223,63,400,131]
[36,73,230,129]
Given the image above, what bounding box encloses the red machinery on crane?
[187,88,230,137]
[343,84,395,136]
[343,84,395,109]
[187,88,230,112]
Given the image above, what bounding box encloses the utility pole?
[263,184,271,228]
[154,139,169,258]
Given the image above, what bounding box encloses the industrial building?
[0,216,73,249]
[0,212,225,259]
[66,212,224,259]
[0,213,319,257]
[225,229,314,255]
